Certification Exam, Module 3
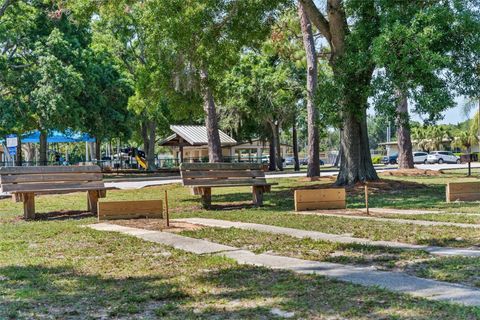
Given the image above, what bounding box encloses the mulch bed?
[379,169,442,177]
[294,178,428,196]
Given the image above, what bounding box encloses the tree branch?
[299,0,331,44]
[0,0,14,18]
[327,0,348,57]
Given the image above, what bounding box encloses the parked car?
[298,157,324,165]
[284,156,295,166]
[382,154,398,165]
[427,151,460,164]
[413,152,428,164]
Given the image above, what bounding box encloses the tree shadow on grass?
[193,265,479,319]
[178,179,451,213]
[1,263,478,319]
[33,210,95,221]
[179,189,293,211]
[0,265,189,319]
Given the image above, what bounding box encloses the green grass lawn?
[1,172,480,318]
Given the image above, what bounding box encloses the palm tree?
[426,126,451,151]
[462,97,480,152]
[451,131,479,153]
[411,127,429,152]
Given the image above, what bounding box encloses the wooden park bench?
[180,162,276,208]
[0,166,107,219]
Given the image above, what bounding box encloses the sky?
[410,96,475,125]
[368,96,476,125]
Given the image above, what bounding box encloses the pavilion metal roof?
[158,125,237,146]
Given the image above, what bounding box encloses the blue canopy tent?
[1,131,96,163]
[21,131,95,143]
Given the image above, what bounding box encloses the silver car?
[427,151,460,164]
[413,152,428,164]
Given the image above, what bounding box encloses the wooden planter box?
[98,200,163,220]
[446,182,480,202]
[294,188,346,211]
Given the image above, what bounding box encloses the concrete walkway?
[175,218,480,257]
[88,223,480,307]
[359,208,480,217]
[294,212,480,229]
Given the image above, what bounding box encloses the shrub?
[372,155,383,164]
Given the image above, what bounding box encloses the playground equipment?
[123,147,148,170]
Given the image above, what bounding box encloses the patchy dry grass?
[1,173,480,318]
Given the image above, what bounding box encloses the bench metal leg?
[23,193,35,220]
[200,187,212,209]
[252,186,264,207]
[87,190,99,214]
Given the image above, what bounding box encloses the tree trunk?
[395,90,414,169]
[298,2,320,177]
[268,135,275,171]
[25,143,35,164]
[269,121,283,171]
[39,131,47,166]
[336,110,378,185]
[0,0,13,18]
[299,0,377,185]
[334,144,342,167]
[146,120,156,171]
[292,116,300,171]
[95,137,101,163]
[15,134,22,166]
[477,98,480,154]
[141,119,149,154]
[200,69,222,162]
[275,123,283,171]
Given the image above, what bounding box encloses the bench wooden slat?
[2,181,105,193]
[0,173,103,184]
[0,165,101,174]
[181,170,265,179]
[182,178,268,187]
[180,162,264,171]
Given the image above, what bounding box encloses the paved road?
[105,163,480,190]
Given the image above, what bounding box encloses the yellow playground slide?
[135,155,148,170]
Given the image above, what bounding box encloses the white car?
[413,152,428,164]
[427,151,460,164]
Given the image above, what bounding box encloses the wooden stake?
[364,183,369,215]
[164,190,169,227]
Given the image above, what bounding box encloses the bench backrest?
[180,162,267,187]
[0,166,104,193]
